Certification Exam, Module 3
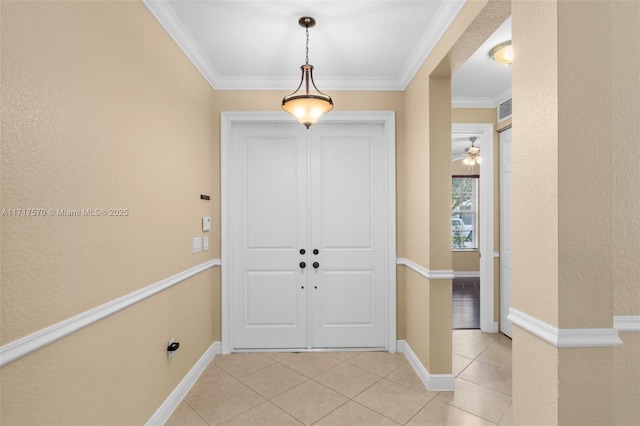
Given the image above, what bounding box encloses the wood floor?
[452,277,480,329]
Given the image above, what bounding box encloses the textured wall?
[512,0,639,424]
[612,1,640,425]
[1,1,217,423]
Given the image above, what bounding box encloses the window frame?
[451,175,479,251]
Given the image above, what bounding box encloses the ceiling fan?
[452,137,481,163]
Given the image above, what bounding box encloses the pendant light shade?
[282,17,333,128]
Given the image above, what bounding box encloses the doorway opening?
[451,123,495,333]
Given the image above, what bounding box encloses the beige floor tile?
[186,379,265,425]
[491,334,512,350]
[314,362,381,398]
[353,379,431,424]
[212,353,276,378]
[476,345,512,371]
[315,401,400,425]
[186,365,235,399]
[458,361,512,395]
[346,352,408,377]
[279,352,342,378]
[325,351,360,361]
[499,404,512,426]
[436,378,511,424]
[453,330,498,347]
[239,362,307,399]
[165,402,207,426]
[263,352,297,362]
[452,354,474,377]
[407,399,496,426]
[385,364,440,397]
[221,401,303,426]
[452,337,487,360]
[271,380,348,425]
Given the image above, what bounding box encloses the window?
[452,176,478,250]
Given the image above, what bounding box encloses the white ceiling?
[143,0,511,105]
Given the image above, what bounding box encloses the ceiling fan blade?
[452,154,467,161]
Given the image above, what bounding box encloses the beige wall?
[612,1,640,424]
[1,1,217,423]
[512,0,640,424]
[399,0,509,373]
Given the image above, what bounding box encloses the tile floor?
[166,330,512,425]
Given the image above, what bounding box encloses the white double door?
[229,120,388,350]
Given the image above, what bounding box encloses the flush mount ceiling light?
[282,17,333,129]
[463,137,482,166]
[489,40,513,66]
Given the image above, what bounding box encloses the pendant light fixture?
[282,17,333,128]
[463,137,482,166]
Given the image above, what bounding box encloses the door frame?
[221,111,397,354]
[499,126,513,337]
[452,123,496,333]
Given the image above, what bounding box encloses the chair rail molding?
[0,259,221,367]
[508,308,623,347]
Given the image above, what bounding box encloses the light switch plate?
[203,237,209,251]
[202,217,211,232]
[192,237,202,253]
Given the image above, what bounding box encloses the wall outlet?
[192,237,202,253]
[203,236,209,251]
[167,338,176,360]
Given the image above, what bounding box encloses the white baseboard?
[484,322,499,333]
[146,341,221,425]
[397,340,455,391]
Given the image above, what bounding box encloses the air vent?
[497,98,512,123]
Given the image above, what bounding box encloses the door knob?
[300,249,306,255]
[313,249,319,255]
[313,262,320,269]
[300,262,306,269]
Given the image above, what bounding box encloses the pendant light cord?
[305,25,309,65]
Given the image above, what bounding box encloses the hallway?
[167,331,512,425]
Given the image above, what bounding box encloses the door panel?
[231,122,308,349]
[230,120,388,350]
[310,123,387,348]
[321,270,374,325]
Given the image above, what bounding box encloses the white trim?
[453,271,480,278]
[452,97,497,108]
[397,340,455,391]
[146,341,221,426]
[0,260,220,367]
[142,0,219,90]
[614,315,640,332]
[221,112,396,355]
[508,308,623,347]
[399,0,466,90]
[397,258,455,280]
[144,0,463,91]
[452,123,494,334]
